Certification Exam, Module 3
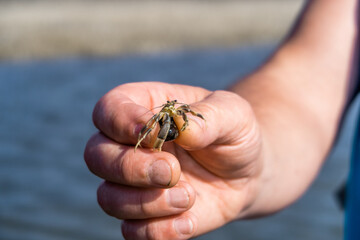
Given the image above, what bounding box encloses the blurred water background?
[0,0,356,239]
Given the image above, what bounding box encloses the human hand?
[84,82,264,239]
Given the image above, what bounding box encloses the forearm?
[231,0,358,217]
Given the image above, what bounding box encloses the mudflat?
[0,0,304,60]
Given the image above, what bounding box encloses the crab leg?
[178,110,188,131]
[153,113,171,151]
[177,105,205,131]
[135,113,161,151]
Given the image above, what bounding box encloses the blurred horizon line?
[0,0,304,61]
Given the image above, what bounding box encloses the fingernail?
[167,188,189,208]
[149,160,172,186]
[174,217,194,235]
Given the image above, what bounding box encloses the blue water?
[0,45,353,240]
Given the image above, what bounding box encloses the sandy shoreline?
[0,1,304,60]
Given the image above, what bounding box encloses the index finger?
[92,82,210,145]
[93,99,150,146]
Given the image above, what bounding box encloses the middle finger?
[97,180,196,219]
[84,132,181,188]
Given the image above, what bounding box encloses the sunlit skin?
[85,83,263,238]
[84,0,357,239]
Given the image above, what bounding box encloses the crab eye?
[174,100,177,102]
[167,100,170,103]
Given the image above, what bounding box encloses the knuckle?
[97,182,112,215]
[83,142,92,167]
[121,222,132,239]
[117,153,135,184]
[138,194,154,218]
[83,134,100,172]
[145,223,160,240]
[118,151,148,186]
[121,221,153,240]
[92,97,107,130]
[92,91,121,137]
[114,151,127,183]
[97,182,125,218]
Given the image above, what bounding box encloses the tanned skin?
[84,0,358,239]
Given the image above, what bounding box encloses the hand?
[84,82,264,239]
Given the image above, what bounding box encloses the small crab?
[135,100,205,151]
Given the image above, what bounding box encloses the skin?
[84,0,358,239]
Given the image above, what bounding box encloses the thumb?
[175,90,257,150]
[174,90,263,178]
